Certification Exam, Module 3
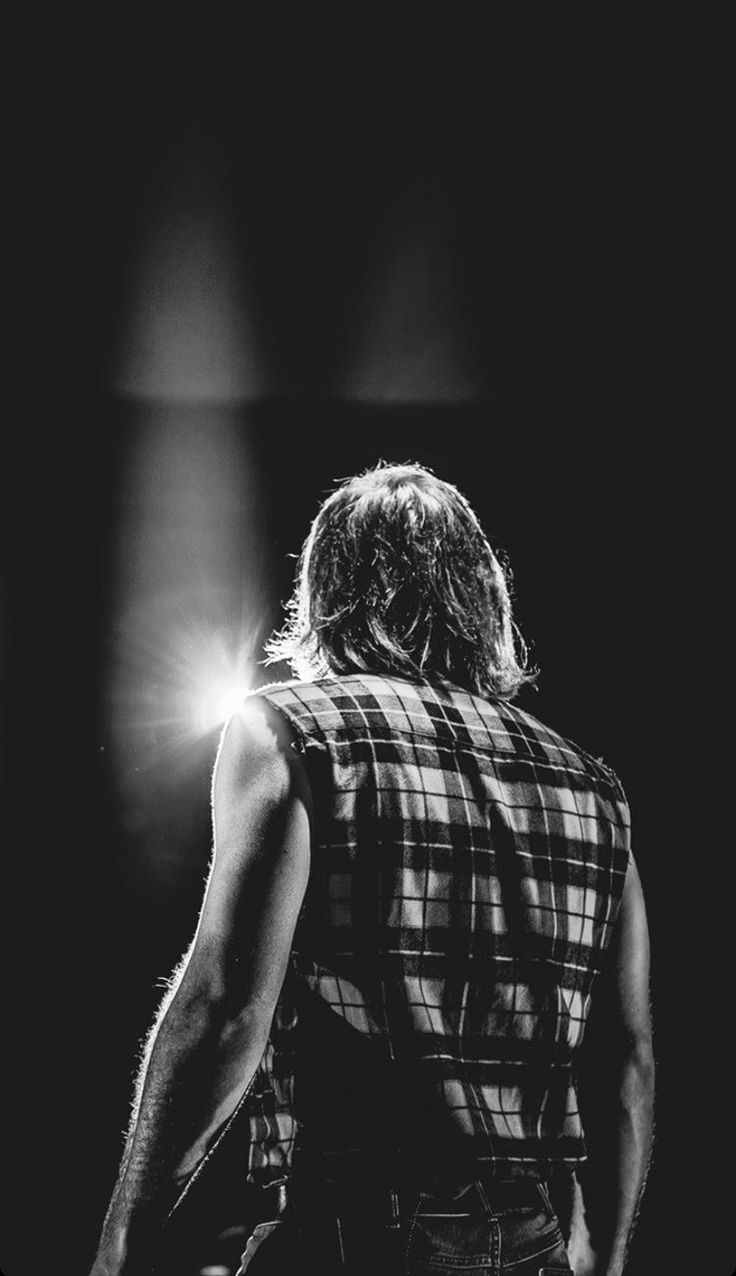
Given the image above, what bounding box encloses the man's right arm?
[571,855,656,1276]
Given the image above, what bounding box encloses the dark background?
[3,14,731,1275]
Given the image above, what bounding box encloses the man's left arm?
[89,698,311,1276]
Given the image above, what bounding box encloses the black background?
[3,14,731,1275]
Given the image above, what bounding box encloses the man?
[90,462,654,1275]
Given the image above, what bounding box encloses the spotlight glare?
[196,678,252,735]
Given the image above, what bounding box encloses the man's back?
[89,465,653,1276]
[257,672,632,1186]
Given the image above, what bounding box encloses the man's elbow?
[167,968,271,1056]
[619,1037,656,1116]
[579,1023,655,1119]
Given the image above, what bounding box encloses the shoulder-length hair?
[265,462,536,700]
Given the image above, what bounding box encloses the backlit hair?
[265,462,536,700]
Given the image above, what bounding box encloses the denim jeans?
[235,1176,573,1275]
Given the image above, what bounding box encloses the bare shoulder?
[614,856,650,972]
[212,695,310,812]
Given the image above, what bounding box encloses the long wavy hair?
[265,462,536,700]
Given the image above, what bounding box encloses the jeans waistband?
[290,1174,548,1230]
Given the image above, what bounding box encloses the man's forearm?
[576,1045,655,1275]
[605,1051,655,1271]
[90,989,267,1276]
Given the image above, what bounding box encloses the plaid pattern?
[244,1041,295,1185]
[254,673,631,1180]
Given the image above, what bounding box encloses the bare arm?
[89,698,311,1276]
[570,856,656,1276]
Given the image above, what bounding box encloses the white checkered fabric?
[252,674,631,1180]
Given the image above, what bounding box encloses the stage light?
[184,623,260,740]
[194,675,253,736]
[105,88,275,836]
[108,415,272,788]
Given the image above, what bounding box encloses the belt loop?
[537,1180,553,1213]
[475,1177,493,1216]
[335,1214,346,1264]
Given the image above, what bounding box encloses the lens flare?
[107,417,275,808]
[194,676,253,735]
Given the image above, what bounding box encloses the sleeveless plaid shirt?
[252,673,631,1182]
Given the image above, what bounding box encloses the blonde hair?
[266,462,536,700]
